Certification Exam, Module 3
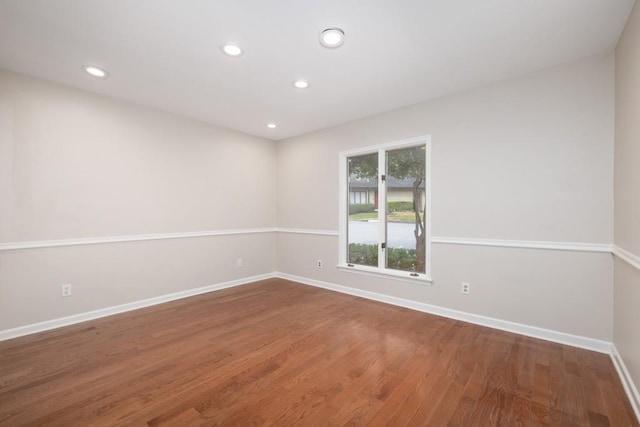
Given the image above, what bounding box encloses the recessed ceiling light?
[266,123,277,129]
[83,65,107,78]
[320,28,345,48]
[293,80,309,89]
[222,44,243,57]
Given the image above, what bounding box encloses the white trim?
[1,271,620,373]
[425,142,433,275]
[1,228,614,254]
[2,269,634,422]
[377,149,387,269]
[0,273,276,341]
[432,236,613,253]
[337,264,432,284]
[611,345,640,423]
[276,272,612,354]
[613,245,640,271]
[280,230,613,253]
[2,271,634,422]
[276,228,339,236]
[0,228,277,251]
[338,152,349,264]
[338,135,432,278]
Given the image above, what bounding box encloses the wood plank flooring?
[0,278,637,426]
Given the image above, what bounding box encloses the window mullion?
[377,149,386,271]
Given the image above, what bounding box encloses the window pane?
[347,152,378,267]
[385,145,426,273]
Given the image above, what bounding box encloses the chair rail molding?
[432,236,612,253]
[276,229,613,253]
[2,227,614,254]
[0,228,278,251]
[613,245,640,271]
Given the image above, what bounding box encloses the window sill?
[336,264,433,285]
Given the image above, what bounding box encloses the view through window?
[341,136,431,280]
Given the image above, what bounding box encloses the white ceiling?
[0,0,635,140]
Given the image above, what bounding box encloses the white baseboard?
[276,272,612,354]
[276,273,640,419]
[0,272,277,341]
[1,271,614,354]
[3,270,635,421]
[611,345,640,423]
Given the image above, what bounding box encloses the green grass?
[349,212,378,220]
[388,211,424,223]
[348,243,419,271]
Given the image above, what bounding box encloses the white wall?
[0,70,278,330]
[614,0,640,410]
[277,52,615,341]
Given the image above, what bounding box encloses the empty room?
[1,1,639,425]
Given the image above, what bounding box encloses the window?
[349,191,369,204]
[339,136,432,282]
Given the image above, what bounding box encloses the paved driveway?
[348,221,418,249]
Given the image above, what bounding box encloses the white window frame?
[338,135,432,284]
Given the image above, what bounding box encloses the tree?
[348,146,426,272]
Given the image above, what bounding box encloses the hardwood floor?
[0,278,637,426]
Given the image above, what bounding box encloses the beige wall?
[278,52,615,340]
[0,48,622,346]
[0,70,278,330]
[614,0,640,405]
[278,234,613,340]
[0,71,277,241]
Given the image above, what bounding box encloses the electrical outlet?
[236,258,243,268]
[461,282,470,295]
[61,284,72,297]
[316,260,323,268]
